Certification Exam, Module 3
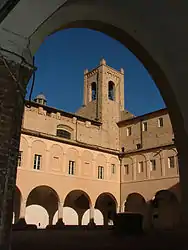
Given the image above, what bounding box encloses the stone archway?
[1,1,188,249]
[95,193,117,227]
[124,193,146,213]
[151,190,180,229]
[124,192,149,229]
[26,186,59,228]
[64,190,91,226]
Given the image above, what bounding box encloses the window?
[142,122,147,131]
[150,159,156,171]
[98,166,104,179]
[17,151,22,167]
[34,154,42,170]
[108,81,115,101]
[138,161,144,173]
[168,156,175,168]
[91,82,97,101]
[111,164,116,174]
[124,164,129,175]
[158,117,164,127]
[68,161,75,175]
[57,129,71,139]
[136,143,142,150]
[121,147,125,153]
[127,127,132,136]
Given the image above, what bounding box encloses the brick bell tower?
[76,59,125,150]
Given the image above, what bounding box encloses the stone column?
[0,57,32,249]
[88,206,95,227]
[56,202,64,226]
[19,199,27,220]
[58,202,63,220]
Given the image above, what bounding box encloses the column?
[0,57,32,249]
[19,199,27,220]
[160,150,166,177]
[88,206,95,226]
[56,202,64,225]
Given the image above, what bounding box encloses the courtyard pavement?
[11,228,188,250]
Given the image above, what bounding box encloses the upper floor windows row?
[123,155,176,176]
[17,152,117,180]
[126,117,164,136]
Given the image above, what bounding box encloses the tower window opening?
[108,81,115,101]
[91,82,97,101]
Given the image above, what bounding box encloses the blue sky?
[27,28,165,116]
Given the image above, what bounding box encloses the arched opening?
[124,193,146,213]
[26,186,59,228]
[108,81,115,101]
[13,186,22,224]
[124,193,149,228]
[64,190,91,226]
[95,193,117,226]
[91,82,97,101]
[81,209,104,225]
[151,190,180,229]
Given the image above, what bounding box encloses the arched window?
[108,81,115,101]
[91,82,97,101]
[56,125,73,140]
[57,129,71,139]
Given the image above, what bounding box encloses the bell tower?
[79,58,125,122]
[76,59,125,150]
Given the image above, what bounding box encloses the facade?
[14,59,180,230]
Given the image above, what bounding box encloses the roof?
[24,100,102,126]
[117,108,168,126]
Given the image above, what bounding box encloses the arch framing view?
[0,1,188,249]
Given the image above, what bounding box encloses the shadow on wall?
[149,183,181,230]
[123,182,181,231]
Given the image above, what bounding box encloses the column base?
[55,219,65,229]
[88,218,96,228]
[12,218,37,231]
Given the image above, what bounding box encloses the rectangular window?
[136,143,142,150]
[18,151,22,167]
[142,122,148,131]
[158,117,164,127]
[138,161,144,173]
[111,164,116,174]
[126,127,132,136]
[168,156,175,168]
[34,154,42,170]
[98,166,104,179]
[150,159,156,171]
[124,164,129,175]
[68,160,75,175]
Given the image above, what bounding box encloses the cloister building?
[13,59,180,230]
